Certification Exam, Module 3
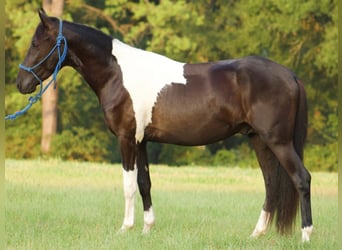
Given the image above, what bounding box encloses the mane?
[64,20,113,55]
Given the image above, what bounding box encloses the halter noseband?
[6,19,68,120]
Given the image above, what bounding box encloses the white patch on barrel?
[112,39,186,142]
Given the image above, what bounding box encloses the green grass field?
[5,159,337,249]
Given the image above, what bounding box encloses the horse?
[16,8,313,242]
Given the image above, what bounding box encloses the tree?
[5,0,337,170]
[41,0,64,153]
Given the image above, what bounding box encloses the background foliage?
[5,0,337,171]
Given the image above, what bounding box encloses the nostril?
[16,76,22,91]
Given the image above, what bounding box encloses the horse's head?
[16,8,63,94]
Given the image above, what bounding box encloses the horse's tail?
[293,77,307,161]
[268,76,306,234]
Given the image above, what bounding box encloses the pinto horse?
[16,9,313,242]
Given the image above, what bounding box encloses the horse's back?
[212,56,295,86]
[209,56,298,107]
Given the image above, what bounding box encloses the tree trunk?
[41,0,64,153]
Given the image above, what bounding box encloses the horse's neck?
[65,23,121,96]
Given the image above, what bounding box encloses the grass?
[5,159,337,249]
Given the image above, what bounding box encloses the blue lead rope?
[5,19,68,120]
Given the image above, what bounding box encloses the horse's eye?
[31,40,39,48]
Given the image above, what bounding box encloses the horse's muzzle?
[16,74,38,94]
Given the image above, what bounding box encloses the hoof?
[142,223,154,234]
[302,225,313,242]
[117,224,134,234]
[250,228,266,238]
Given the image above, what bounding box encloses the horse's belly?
[145,118,240,146]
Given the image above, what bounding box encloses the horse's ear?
[38,8,53,29]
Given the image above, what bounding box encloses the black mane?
[63,20,113,55]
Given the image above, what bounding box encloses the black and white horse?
[16,9,313,241]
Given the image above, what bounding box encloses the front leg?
[119,137,137,231]
[137,141,155,233]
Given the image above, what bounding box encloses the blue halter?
[5,19,68,120]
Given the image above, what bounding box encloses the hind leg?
[268,142,313,242]
[249,135,279,237]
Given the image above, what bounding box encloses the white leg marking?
[121,166,137,231]
[142,206,155,234]
[251,209,271,237]
[301,225,313,242]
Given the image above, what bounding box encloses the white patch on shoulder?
[112,39,186,142]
